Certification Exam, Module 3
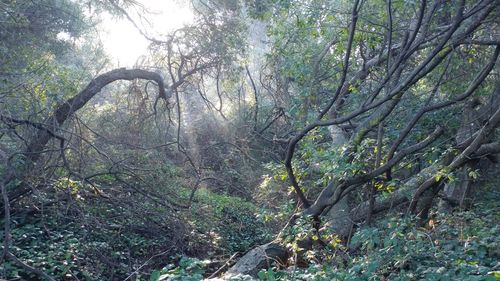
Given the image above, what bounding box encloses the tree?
[227,0,499,275]
[1,0,499,279]
[1,0,258,279]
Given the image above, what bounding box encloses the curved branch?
[409,106,500,212]
[385,45,499,173]
[471,142,500,158]
[304,126,444,217]
[284,0,362,209]
[2,68,168,204]
[26,68,168,163]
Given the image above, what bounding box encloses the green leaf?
[149,270,161,281]
[435,174,442,182]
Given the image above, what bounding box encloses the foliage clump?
[152,187,499,281]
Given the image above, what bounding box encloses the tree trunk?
[324,126,354,238]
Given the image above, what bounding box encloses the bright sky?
[100,0,193,67]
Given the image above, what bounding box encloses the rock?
[324,194,353,238]
[223,242,289,278]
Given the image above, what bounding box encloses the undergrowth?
[0,183,272,280]
[152,186,500,281]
